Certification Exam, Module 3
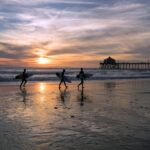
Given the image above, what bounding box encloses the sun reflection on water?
[39,82,46,93]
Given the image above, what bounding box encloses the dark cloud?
[0,42,34,59]
[125,45,150,55]
[47,43,121,56]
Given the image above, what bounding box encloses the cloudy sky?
[0,0,150,68]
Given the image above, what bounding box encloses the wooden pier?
[100,57,150,70]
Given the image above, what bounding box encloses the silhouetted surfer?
[59,69,67,88]
[77,68,85,89]
[20,69,27,88]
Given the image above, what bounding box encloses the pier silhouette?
[100,57,150,70]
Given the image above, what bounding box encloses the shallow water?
[0,80,150,150]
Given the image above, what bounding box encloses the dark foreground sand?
[0,79,150,150]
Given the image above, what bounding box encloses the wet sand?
[0,79,150,150]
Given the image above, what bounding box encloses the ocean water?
[0,68,150,82]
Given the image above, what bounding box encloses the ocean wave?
[0,69,150,82]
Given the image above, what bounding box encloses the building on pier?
[100,57,150,70]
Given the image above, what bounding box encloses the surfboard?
[76,73,93,79]
[15,73,33,79]
[56,72,72,83]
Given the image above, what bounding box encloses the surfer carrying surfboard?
[59,69,68,88]
[77,68,85,89]
[20,69,27,88]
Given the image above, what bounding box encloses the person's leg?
[81,79,84,88]
[78,80,82,88]
[23,79,27,87]
[59,80,62,88]
[20,80,24,88]
[63,80,67,88]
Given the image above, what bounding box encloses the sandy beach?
[0,79,150,150]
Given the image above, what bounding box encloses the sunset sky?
[0,0,150,68]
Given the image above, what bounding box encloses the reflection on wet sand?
[78,88,87,106]
[20,87,27,106]
[59,88,67,102]
[1,80,150,150]
[104,82,116,91]
[58,88,70,108]
[38,82,48,93]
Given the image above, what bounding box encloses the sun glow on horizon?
[37,57,50,64]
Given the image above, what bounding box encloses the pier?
[100,57,150,70]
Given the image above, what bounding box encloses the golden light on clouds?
[34,49,52,65]
[35,49,47,56]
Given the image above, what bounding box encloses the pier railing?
[100,62,150,70]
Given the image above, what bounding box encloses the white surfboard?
[56,72,72,83]
[76,73,93,79]
[15,73,33,79]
